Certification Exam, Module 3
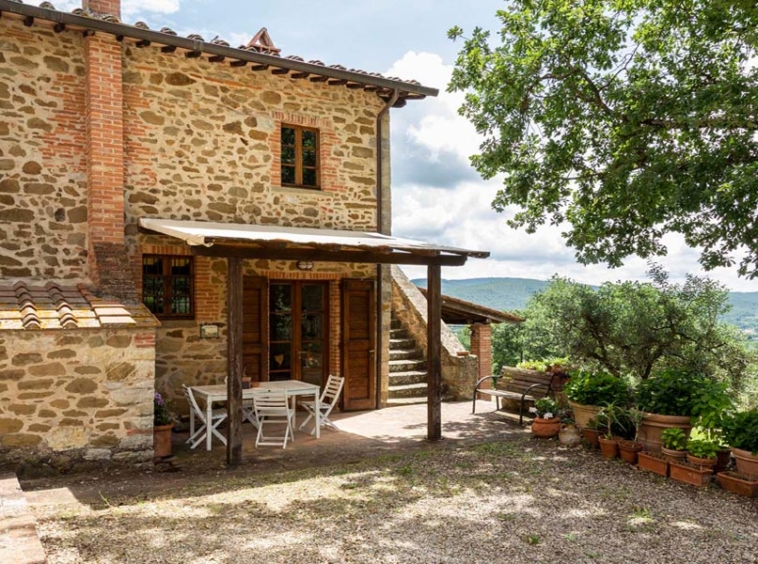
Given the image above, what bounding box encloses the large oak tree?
[449,0,758,277]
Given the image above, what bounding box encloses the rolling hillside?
[412,277,758,337]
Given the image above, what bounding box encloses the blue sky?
[35,0,757,291]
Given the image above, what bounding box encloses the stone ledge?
[0,473,46,564]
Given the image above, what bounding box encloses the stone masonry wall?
[121,46,384,236]
[0,21,89,281]
[0,327,156,468]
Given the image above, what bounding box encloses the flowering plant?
[154,392,172,426]
[530,397,558,419]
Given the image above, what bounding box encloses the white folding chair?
[242,398,259,429]
[253,390,295,448]
[299,375,344,435]
[183,385,228,450]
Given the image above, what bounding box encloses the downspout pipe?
[375,89,399,411]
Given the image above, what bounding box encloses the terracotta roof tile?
[0,281,159,331]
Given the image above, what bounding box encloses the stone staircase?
[387,315,428,406]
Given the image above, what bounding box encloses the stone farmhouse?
[0,0,497,468]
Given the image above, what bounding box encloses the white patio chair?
[242,398,259,429]
[299,375,344,435]
[253,390,295,448]
[183,385,228,450]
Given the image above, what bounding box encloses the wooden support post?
[427,263,442,440]
[226,256,243,466]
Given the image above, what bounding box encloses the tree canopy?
[516,267,756,395]
[449,0,758,277]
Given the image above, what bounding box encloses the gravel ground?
[28,437,758,564]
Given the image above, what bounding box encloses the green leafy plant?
[154,392,172,426]
[722,409,758,454]
[564,371,630,407]
[596,404,634,439]
[517,359,550,372]
[691,378,733,445]
[530,397,557,419]
[635,370,710,416]
[685,438,719,460]
[661,428,687,451]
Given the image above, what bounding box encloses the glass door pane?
[269,284,292,381]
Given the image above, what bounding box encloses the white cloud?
[27,0,179,18]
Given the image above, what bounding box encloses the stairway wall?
[390,266,479,400]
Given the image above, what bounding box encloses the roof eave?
[0,0,439,99]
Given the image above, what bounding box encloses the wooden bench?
[472,367,560,426]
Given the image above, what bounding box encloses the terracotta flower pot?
[661,446,687,463]
[568,401,601,430]
[717,471,758,497]
[637,412,692,453]
[558,424,582,446]
[715,448,731,474]
[670,460,713,487]
[732,448,758,480]
[686,453,716,472]
[531,417,561,438]
[618,440,644,464]
[598,436,619,459]
[637,451,669,477]
[153,424,174,459]
[582,427,600,450]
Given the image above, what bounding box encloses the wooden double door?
[242,277,375,411]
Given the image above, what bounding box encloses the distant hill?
[412,277,758,337]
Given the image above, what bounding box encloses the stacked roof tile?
[0,282,159,330]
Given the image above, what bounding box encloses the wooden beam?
[135,39,151,48]
[427,263,442,440]
[230,60,247,67]
[250,64,269,71]
[226,256,243,466]
[191,244,467,266]
[22,15,33,26]
[208,54,225,63]
[161,45,177,53]
[271,68,290,75]
[185,50,202,58]
[53,22,66,33]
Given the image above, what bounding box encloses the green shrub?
[635,369,710,416]
[564,371,630,407]
[722,409,758,454]
[686,438,719,459]
[661,428,687,451]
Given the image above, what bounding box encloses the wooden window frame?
[281,124,320,190]
[141,255,195,320]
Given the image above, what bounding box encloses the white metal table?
[191,380,322,451]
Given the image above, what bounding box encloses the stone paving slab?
[0,473,46,564]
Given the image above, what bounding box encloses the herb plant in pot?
[153,392,174,459]
[691,378,734,472]
[722,408,758,479]
[564,371,630,430]
[685,438,719,472]
[529,398,561,438]
[618,408,644,464]
[582,417,601,449]
[661,428,688,462]
[596,405,622,459]
[635,370,707,452]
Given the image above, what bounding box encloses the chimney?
[83,0,136,301]
[82,0,121,17]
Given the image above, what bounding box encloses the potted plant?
[564,371,630,429]
[722,408,758,479]
[691,378,733,473]
[529,397,560,438]
[582,417,601,449]
[660,428,688,462]
[596,405,621,459]
[153,392,174,459]
[717,471,758,498]
[685,438,719,471]
[637,450,670,477]
[635,369,707,452]
[618,408,644,464]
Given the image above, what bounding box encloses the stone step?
[389,337,416,350]
[389,358,426,373]
[388,369,427,386]
[387,382,428,399]
[390,348,422,361]
[390,318,402,330]
[390,328,409,340]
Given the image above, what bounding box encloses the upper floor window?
[142,255,194,319]
[281,125,320,189]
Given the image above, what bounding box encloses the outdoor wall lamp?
[296,260,314,271]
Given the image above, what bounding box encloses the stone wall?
[0,21,89,281]
[0,327,156,469]
[390,266,479,400]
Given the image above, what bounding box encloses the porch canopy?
[139,218,489,465]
